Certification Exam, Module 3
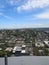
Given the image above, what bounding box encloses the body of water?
[0,56,49,65]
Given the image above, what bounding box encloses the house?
[21,45,29,55]
[12,46,17,53]
[38,50,44,55]
[44,41,49,47]
[12,46,22,56]
[5,47,13,52]
[0,48,2,51]
[0,43,5,45]
[38,50,44,53]
[35,42,44,47]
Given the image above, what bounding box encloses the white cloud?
[0,22,49,29]
[14,23,49,28]
[0,12,13,20]
[33,10,49,19]
[36,13,49,19]
[7,0,21,5]
[3,15,12,19]
[17,0,49,12]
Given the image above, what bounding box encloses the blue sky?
[0,0,49,29]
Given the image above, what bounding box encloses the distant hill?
[0,28,49,31]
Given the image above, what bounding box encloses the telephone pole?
[5,53,8,65]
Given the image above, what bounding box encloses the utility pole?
[4,53,8,65]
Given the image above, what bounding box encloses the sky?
[0,0,49,29]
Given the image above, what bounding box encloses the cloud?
[33,10,49,20]
[14,23,49,28]
[17,0,49,12]
[36,12,49,19]
[7,0,21,5]
[0,12,13,19]
[3,15,12,19]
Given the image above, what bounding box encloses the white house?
[5,47,12,52]
[0,48,2,51]
[12,46,21,54]
[35,42,44,47]
[44,41,49,47]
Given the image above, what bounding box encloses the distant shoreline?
[0,27,49,30]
